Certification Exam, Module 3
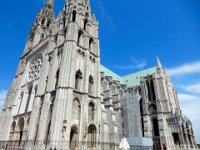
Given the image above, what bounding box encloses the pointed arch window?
[89,38,94,50]
[84,19,88,30]
[150,80,156,101]
[89,76,94,95]
[47,20,50,27]
[25,86,33,113]
[78,30,83,45]
[41,19,45,25]
[72,99,81,120]
[88,102,95,121]
[18,92,24,114]
[72,10,76,22]
[75,70,82,90]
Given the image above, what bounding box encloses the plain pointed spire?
[156,57,163,69]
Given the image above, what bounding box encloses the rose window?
[28,55,43,80]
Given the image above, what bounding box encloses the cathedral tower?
[0,0,102,149]
[0,0,197,150]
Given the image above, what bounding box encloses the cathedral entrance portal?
[70,126,79,150]
[87,124,97,149]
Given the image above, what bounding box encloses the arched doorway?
[17,118,25,145]
[70,126,79,150]
[87,124,97,149]
[9,121,16,140]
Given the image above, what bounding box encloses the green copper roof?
[100,65,157,87]
[100,65,125,84]
[122,67,157,87]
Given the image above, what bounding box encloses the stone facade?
[0,0,197,150]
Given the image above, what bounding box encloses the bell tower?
[24,0,102,149]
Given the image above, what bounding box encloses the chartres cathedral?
[0,0,197,150]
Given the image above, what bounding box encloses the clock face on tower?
[28,54,43,81]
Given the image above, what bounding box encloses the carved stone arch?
[17,117,25,131]
[88,101,95,121]
[88,75,94,95]
[17,117,25,144]
[72,98,81,120]
[70,125,79,150]
[87,124,97,148]
[75,70,83,90]
[89,38,95,50]
[11,121,17,132]
[78,30,84,45]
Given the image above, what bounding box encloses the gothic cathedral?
[0,0,197,150]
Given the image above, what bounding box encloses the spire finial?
[46,0,54,7]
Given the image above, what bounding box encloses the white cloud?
[114,58,146,70]
[181,83,200,94]
[168,61,200,76]
[0,90,7,110]
[178,93,199,102]
[177,92,200,143]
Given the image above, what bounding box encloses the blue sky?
[0,0,200,143]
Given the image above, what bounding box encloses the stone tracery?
[28,54,43,81]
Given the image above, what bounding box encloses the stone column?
[35,93,51,148]
[49,88,72,149]
[26,96,41,148]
